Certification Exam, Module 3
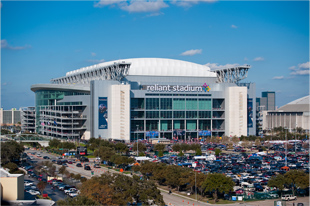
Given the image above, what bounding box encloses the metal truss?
[214,65,251,83]
[50,61,131,84]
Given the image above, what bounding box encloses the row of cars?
[48,179,80,198]
[153,142,309,198]
[24,180,40,196]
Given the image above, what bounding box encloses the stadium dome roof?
[278,95,309,112]
[66,58,217,78]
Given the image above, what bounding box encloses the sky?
[1,0,309,110]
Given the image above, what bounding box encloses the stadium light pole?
[285,127,287,167]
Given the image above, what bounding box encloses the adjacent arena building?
[30,58,256,142]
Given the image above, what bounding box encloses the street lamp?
[136,125,139,157]
[195,170,198,203]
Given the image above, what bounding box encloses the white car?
[65,188,77,194]
[25,185,37,191]
[68,190,80,197]
[281,194,297,201]
[28,190,40,195]
[24,182,34,186]
[68,192,78,198]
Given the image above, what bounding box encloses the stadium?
[30,58,256,142]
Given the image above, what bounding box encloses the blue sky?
[1,0,309,110]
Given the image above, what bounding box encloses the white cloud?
[120,0,169,13]
[86,59,105,63]
[171,0,217,8]
[298,61,310,69]
[231,25,237,29]
[272,76,284,80]
[290,70,310,76]
[180,49,202,56]
[91,52,96,56]
[205,63,247,70]
[244,57,248,61]
[289,61,310,76]
[145,12,164,17]
[94,0,169,13]
[253,57,264,61]
[94,0,124,8]
[289,66,296,70]
[1,39,31,50]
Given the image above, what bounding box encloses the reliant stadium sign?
[143,83,210,92]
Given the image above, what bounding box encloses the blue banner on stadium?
[98,97,108,129]
[199,130,211,136]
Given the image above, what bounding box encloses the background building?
[263,95,309,133]
[31,58,256,142]
[20,107,36,133]
[256,91,276,136]
[0,108,21,126]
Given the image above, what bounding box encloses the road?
[25,149,310,206]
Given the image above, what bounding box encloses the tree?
[195,148,202,156]
[37,181,47,195]
[214,148,221,156]
[70,173,75,180]
[268,174,286,196]
[241,140,251,148]
[284,170,309,195]
[188,172,207,197]
[178,151,184,157]
[154,144,165,152]
[172,144,181,152]
[95,146,116,161]
[49,165,56,177]
[57,196,99,206]
[1,140,24,165]
[255,139,261,147]
[132,142,146,153]
[59,165,67,178]
[202,173,234,203]
[231,136,239,145]
[80,176,115,205]
[221,136,230,144]
[48,139,61,148]
[227,142,233,149]
[74,173,81,181]
[3,162,19,173]
[79,173,164,205]
[115,142,128,154]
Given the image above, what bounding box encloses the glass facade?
[131,96,225,140]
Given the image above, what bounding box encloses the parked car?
[28,190,40,195]
[94,164,101,168]
[281,194,297,201]
[24,182,34,186]
[65,187,77,194]
[76,163,82,167]
[43,156,50,159]
[84,165,91,170]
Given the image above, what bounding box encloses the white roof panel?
[67,58,217,78]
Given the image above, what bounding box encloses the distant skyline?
[1,0,309,109]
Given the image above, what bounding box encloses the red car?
[48,179,58,184]
[235,189,244,194]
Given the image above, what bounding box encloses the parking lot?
[22,140,309,205]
